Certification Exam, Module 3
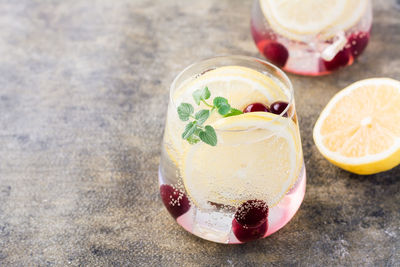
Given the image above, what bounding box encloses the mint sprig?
[176,86,243,146]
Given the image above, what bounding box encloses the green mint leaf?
[199,125,217,146]
[217,103,231,115]
[177,103,194,121]
[224,108,243,117]
[182,122,197,139]
[203,86,211,100]
[213,97,228,108]
[193,87,211,105]
[186,135,200,145]
[194,109,210,125]
[192,89,202,105]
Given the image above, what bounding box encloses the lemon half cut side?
[313,78,400,175]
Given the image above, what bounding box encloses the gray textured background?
[0,0,399,266]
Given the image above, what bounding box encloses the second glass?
[251,0,373,76]
[159,56,305,243]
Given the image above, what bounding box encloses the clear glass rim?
[169,55,295,132]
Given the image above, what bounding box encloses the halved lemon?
[313,78,400,175]
[164,66,289,165]
[181,112,301,209]
[259,0,368,41]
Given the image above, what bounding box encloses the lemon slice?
[164,66,289,165]
[173,66,287,106]
[259,0,367,41]
[321,0,368,39]
[182,112,301,209]
[313,78,400,175]
[260,0,346,35]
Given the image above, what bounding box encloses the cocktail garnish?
[176,86,243,146]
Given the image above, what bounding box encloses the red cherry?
[234,200,269,228]
[263,42,289,67]
[243,103,270,113]
[160,184,190,219]
[232,219,267,243]
[270,101,289,116]
[348,32,370,58]
[323,48,350,71]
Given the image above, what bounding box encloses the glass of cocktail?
[159,56,305,243]
[251,0,372,75]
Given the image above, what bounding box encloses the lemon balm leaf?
[193,87,211,105]
[217,104,231,115]
[199,126,217,146]
[224,108,243,117]
[203,86,211,100]
[177,103,194,121]
[182,122,197,139]
[213,97,228,108]
[192,89,202,105]
[195,109,210,125]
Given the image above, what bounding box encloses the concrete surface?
[0,0,399,266]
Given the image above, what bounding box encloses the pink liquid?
[251,1,372,76]
[159,162,306,244]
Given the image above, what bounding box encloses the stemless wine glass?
[159,56,305,243]
[251,0,373,75]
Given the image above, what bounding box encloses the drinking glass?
[251,0,373,75]
[159,56,305,243]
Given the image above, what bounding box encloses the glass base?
[158,165,306,244]
[251,23,370,76]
